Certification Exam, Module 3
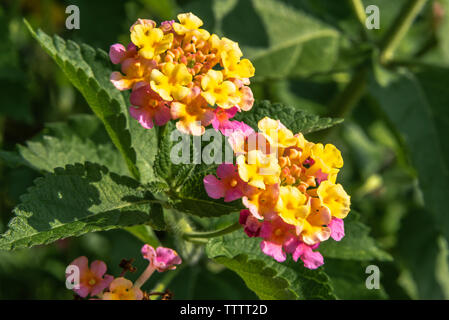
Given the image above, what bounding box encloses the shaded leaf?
[235,100,343,134]
[0,162,164,251]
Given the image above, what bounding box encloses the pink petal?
[141,244,156,262]
[155,247,182,271]
[260,240,286,262]
[243,215,262,237]
[292,243,324,270]
[68,256,88,275]
[154,105,171,126]
[259,221,273,239]
[109,44,126,64]
[216,163,237,179]
[329,218,345,241]
[224,188,243,202]
[91,274,114,297]
[129,106,154,129]
[203,175,226,199]
[74,286,90,298]
[90,260,107,278]
[239,209,250,225]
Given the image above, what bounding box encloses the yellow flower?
[237,150,280,189]
[150,62,192,101]
[102,277,143,300]
[209,35,243,58]
[317,181,351,219]
[300,142,343,184]
[131,23,173,60]
[201,70,240,109]
[222,50,255,79]
[276,186,310,229]
[171,100,214,136]
[242,184,279,220]
[258,117,297,150]
[300,197,332,245]
[173,12,210,40]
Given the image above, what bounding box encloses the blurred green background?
[0,0,448,299]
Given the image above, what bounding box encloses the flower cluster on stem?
[204,117,351,269]
[65,244,181,300]
[110,13,255,136]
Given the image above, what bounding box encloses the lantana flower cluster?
[109,12,255,136]
[204,117,351,269]
[65,244,181,300]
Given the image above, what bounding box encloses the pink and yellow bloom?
[66,256,113,298]
[110,13,255,135]
[203,116,351,269]
[102,277,143,300]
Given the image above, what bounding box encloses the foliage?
[0,0,448,300]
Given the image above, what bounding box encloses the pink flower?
[129,84,171,129]
[66,256,113,298]
[141,244,182,272]
[284,240,324,270]
[211,107,238,136]
[239,209,262,237]
[328,217,345,241]
[259,216,296,262]
[109,43,137,64]
[203,163,248,202]
[227,121,255,154]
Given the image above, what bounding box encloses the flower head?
[110,12,255,135]
[141,244,182,272]
[102,277,143,300]
[203,116,351,269]
[66,256,113,298]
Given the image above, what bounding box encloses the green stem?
[328,66,369,119]
[349,0,367,29]
[183,221,242,240]
[380,0,429,64]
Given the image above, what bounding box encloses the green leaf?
[195,0,347,80]
[24,21,140,180]
[153,122,243,217]
[324,259,388,300]
[0,162,164,251]
[370,67,449,242]
[397,209,449,299]
[235,100,343,134]
[206,230,336,300]
[319,212,392,261]
[124,225,160,248]
[0,115,128,175]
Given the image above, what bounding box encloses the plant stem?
[328,66,369,119]
[326,0,429,122]
[182,221,241,240]
[349,0,367,29]
[133,265,156,289]
[380,0,429,64]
